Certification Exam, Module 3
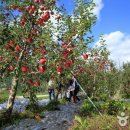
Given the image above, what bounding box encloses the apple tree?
[0,0,96,116]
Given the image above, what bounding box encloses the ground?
[0,98,82,130]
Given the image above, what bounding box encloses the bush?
[80,99,125,116]
[25,103,39,113]
[107,100,124,115]
[71,116,89,130]
[80,99,100,116]
[59,98,67,105]
[26,100,61,113]
[19,110,34,118]
[0,109,10,127]
[100,100,125,115]
[44,100,60,111]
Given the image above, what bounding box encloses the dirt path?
[3,100,82,130]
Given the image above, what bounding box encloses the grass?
[69,114,130,130]
[16,94,49,100]
[69,99,130,130]
[0,90,9,104]
[26,99,67,112]
[0,109,38,128]
[0,89,49,104]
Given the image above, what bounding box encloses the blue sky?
[93,0,130,39]
[2,0,129,64]
[59,0,130,65]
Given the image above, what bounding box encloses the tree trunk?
[29,85,35,105]
[6,45,26,116]
[6,76,19,116]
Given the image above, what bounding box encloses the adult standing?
[48,78,55,100]
[72,76,80,102]
[55,74,64,100]
[68,79,75,103]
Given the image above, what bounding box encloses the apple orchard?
[0,0,96,115]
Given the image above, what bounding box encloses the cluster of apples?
[53,41,75,74]
[38,57,46,73]
[5,40,22,52]
[27,79,40,87]
[19,57,47,73]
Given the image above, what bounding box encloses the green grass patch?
[0,89,49,104]
[0,91,9,104]
[69,114,128,130]
[0,109,36,128]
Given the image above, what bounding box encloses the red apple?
[15,55,19,59]
[39,57,46,64]
[13,5,17,10]
[56,15,61,20]
[27,79,34,86]
[62,42,67,48]
[35,80,40,86]
[40,6,46,11]
[83,53,88,60]
[27,37,33,43]
[15,45,21,51]
[21,66,28,72]
[25,6,31,11]
[57,66,63,73]
[9,40,15,46]
[9,65,14,71]
[64,63,70,68]
[39,67,46,73]
[51,75,55,80]
[6,7,9,11]
[69,59,74,65]
[78,67,84,73]
[32,5,36,10]
[0,56,3,60]
[5,44,10,49]
[17,8,22,12]
[34,0,39,3]
[5,13,9,17]
[41,11,50,22]
[40,0,45,4]
[29,9,34,14]
[63,51,69,58]
[22,17,27,23]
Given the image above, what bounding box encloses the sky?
[59,0,130,65]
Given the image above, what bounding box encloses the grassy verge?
[69,98,130,130]
[69,114,130,130]
[0,89,49,104]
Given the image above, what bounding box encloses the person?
[48,78,55,100]
[72,76,80,102]
[56,81,64,100]
[68,79,75,102]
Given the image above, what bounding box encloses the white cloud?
[96,31,130,66]
[93,0,104,19]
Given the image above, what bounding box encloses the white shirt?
[48,80,54,89]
